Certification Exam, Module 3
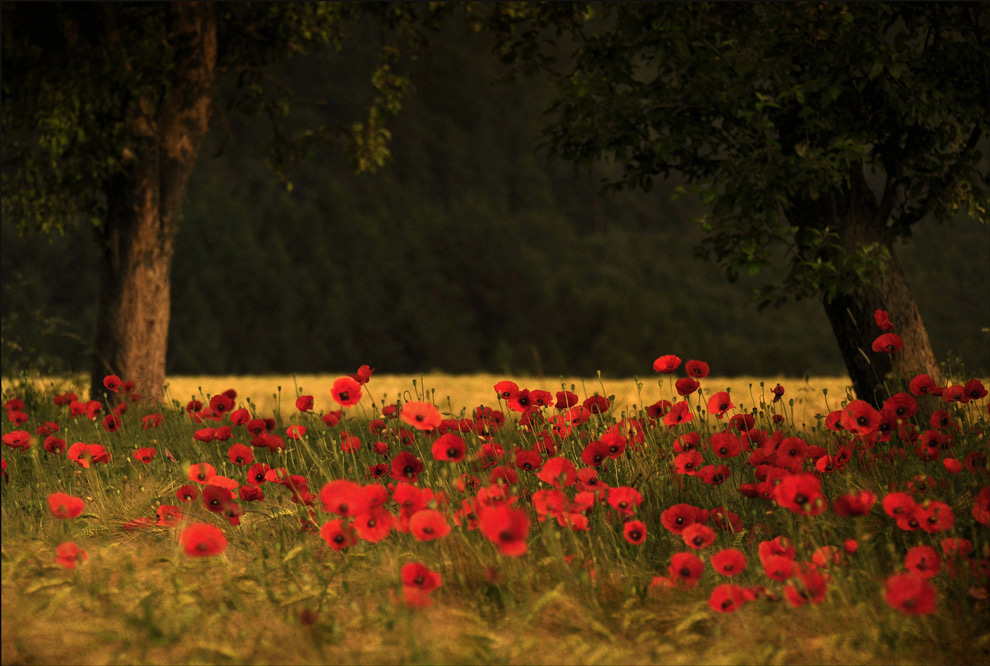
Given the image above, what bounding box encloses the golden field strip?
[3,373,860,427]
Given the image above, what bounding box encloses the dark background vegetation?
[3,24,987,379]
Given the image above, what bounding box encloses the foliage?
[0,2,435,236]
[489,3,990,306]
[2,14,988,379]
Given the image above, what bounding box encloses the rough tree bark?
[91,3,217,403]
[821,243,943,407]
[792,174,943,408]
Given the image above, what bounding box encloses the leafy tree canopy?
[490,2,989,308]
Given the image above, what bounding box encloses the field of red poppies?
[2,316,988,665]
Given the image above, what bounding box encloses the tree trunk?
[821,242,943,407]
[90,3,216,404]
[788,174,943,408]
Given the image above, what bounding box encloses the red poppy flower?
[711,507,743,533]
[133,447,156,464]
[696,464,731,486]
[400,401,442,431]
[320,479,368,517]
[66,442,110,468]
[555,390,579,409]
[175,484,199,502]
[408,509,450,541]
[581,440,610,467]
[909,374,936,396]
[222,443,251,466]
[672,432,700,453]
[180,523,228,557]
[48,492,84,519]
[479,505,530,557]
[882,393,917,421]
[884,573,937,615]
[102,374,122,392]
[940,537,973,559]
[653,354,682,374]
[964,379,988,401]
[532,489,569,522]
[101,414,121,432]
[401,560,442,593]
[353,507,394,543]
[320,519,358,551]
[773,473,825,516]
[675,378,700,396]
[664,401,695,428]
[761,554,795,582]
[660,503,703,535]
[43,436,66,454]
[583,395,611,414]
[494,380,520,400]
[202,485,234,513]
[771,384,786,403]
[154,504,184,527]
[188,462,217,484]
[295,395,314,412]
[832,490,876,517]
[673,450,703,476]
[389,451,425,483]
[209,393,234,416]
[2,430,31,450]
[285,425,306,440]
[669,552,704,587]
[882,492,917,518]
[871,333,903,353]
[608,486,643,517]
[904,545,940,578]
[55,541,87,569]
[682,523,717,550]
[646,399,673,421]
[873,309,894,331]
[393,482,430,519]
[514,450,543,472]
[683,359,709,378]
[709,431,742,459]
[623,520,647,544]
[759,535,795,561]
[239,484,264,502]
[337,432,360,453]
[706,392,734,419]
[709,584,747,612]
[432,433,466,462]
[918,501,954,533]
[536,457,576,489]
[245,463,269,486]
[840,400,881,436]
[331,377,363,407]
[784,567,828,607]
[193,428,216,443]
[711,549,746,576]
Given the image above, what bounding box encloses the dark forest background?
[3,23,988,379]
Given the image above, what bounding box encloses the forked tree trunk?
[90,3,216,403]
[821,243,943,407]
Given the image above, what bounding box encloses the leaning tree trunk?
[90,3,216,404]
[821,243,943,407]
[789,175,944,408]
[809,191,943,407]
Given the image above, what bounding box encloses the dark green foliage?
[3,20,986,378]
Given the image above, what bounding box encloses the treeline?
[3,24,987,379]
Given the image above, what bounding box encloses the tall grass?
[2,367,987,665]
